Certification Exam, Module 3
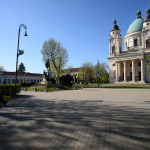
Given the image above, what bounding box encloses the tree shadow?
[0,96,150,150]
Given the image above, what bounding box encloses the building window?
[146,39,150,48]
[37,80,39,83]
[130,64,132,67]
[134,39,138,46]
[20,79,23,83]
[8,79,11,84]
[16,79,19,83]
[112,46,115,53]
[12,79,15,84]
[34,79,36,83]
[112,63,116,66]
[122,64,124,67]
[138,63,141,66]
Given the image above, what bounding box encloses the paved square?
[0,88,150,150]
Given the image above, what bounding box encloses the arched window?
[112,46,115,53]
[134,39,138,46]
[126,42,127,48]
[146,39,150,48]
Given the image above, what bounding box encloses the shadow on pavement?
[0,96,150,150]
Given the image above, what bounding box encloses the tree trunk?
[57,72,60,84]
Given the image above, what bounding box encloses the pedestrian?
[0,95,8,105]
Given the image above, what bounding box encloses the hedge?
[21,83,38,87]
[0,84,21,97]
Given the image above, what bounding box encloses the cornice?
[124,31,142,40]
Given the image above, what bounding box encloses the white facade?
[0,71,43,84]
[108,9,150,84]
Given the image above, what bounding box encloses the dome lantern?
[111,19,120,31]
[144,6,150,22]
[113,19,117,25]
[136,10,142,19]
[146,6,150,15]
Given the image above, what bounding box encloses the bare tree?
[41,38,69,84]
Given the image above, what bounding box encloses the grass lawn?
[21,86,75,92]
[73,83,150,89]
[73,84,107,88]
[0,95,22,105]
[101,84,150,89]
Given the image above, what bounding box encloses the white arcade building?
[108,8,150,84]
[0,71,43,84]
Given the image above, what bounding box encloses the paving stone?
[0,89,150,150]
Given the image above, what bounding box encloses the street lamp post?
[14,24,28,98]
[96,60,100,88]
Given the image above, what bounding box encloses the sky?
[0,0,150,73]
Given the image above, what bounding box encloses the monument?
[41,59,56,85]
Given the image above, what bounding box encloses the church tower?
[109,19,122,56]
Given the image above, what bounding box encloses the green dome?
[127,18,144,34]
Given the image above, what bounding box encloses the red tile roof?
[0,71,43,76]
[62,68,79,73]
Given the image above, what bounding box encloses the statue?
[41,58,56,84]
[44,70,56,84]
[45,59,50,70]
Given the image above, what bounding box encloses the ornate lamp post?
[96,60,100,88]
[14,24,28,97]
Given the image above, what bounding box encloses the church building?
[108,8,150,84]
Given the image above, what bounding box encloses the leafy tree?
[103,72,109,83]
[79,62,95,83]
[0,65,6,71]
[145,54,150,76]
[18,62,26,72]
[95,62,109,83]
[41,38,69,84]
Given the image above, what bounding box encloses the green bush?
[0,84,21,97]
[60,74,73,86]
[60,82,73,86]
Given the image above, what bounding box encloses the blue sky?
[0,0,150,73]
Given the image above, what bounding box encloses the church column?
[124,60,126,81]
[141,59,144,81]
[116,61,118,81]
[142,33,145,48]
[117,39,119,54]
[109,41,111,54]
[132,60,135,81]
